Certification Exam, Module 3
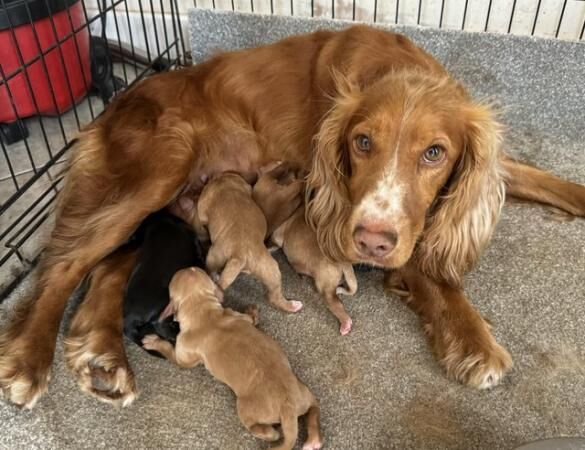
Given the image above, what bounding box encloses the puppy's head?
[161,268,224,320]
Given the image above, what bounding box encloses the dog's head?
[161,268,224,320]
[306,71,504,284]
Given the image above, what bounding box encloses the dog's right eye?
[354,134,371,153]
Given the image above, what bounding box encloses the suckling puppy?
[271,207,358,335]
[123,210,206,355]
[252,161,306,238]
[197,172,302,313]
[142,268,323,450]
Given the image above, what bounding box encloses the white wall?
[85,0,584,58]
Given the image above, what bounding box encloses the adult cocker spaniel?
[1,25,584,408]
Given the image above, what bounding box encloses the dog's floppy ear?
[159,301,175,321]
[306,72,361,262]
[417,103,505,286]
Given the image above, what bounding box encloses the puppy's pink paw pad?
[289,300,303,312]
[339,318,353,335]
[302,441,323,450]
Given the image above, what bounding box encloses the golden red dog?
[1,25,584,408]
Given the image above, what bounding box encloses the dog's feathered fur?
[1,26,584,408]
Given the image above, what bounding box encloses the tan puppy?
[272,207,358,335]
[252,162,305,237]
[198,172,302,313]
[143,268,323,450]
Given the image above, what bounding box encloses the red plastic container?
[0,0,90,123]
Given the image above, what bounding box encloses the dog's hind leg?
[502,156,585,217]
[217,258,245,290]
[64,246,138,406]
[236,397,281,442]
[251,252,303,313]
[0,106,195,408]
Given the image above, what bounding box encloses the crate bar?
[0,0,128,84]
[173,0,187,64]
[0,138,73,216]
[531,0,542,35]
[0,133,19,191]
[124,0,140,77]
[111,1,129,85]
[149,0,163,56]
[0,0,54,174]
[97,0,122,98]
[484,0,493,32]
[2,180,61,244]
[462,0,469,30]
[439,0,445,28]
[508,0,517,33]
[17,0,65,158]
[64,0,96,121]
[138,0,153,62]
[417,0,422,25]
[0,176,62,241]
[554,0,567,38]
[395,0,399,23]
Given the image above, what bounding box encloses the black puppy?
[123,209,206,356]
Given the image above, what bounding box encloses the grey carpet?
[1,9,584,450]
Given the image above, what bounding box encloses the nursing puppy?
[252,165,357,334]
[143,268,323,450]
[272,208,358,335]
[252,162,306,238]
[198,172,302,313]
[123,210,206,354]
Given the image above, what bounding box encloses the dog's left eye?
[354,134,371,152]
[422,146,444,164]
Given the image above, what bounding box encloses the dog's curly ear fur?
[305,72,361,261]
[417,103,506,286]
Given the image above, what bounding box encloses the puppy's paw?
[339,317,353,336]
[141,334,162,351]
[244,305,259,326]
[288,300,303,313]
[302,438,323,450]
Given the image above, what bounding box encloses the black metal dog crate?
[0,0,186,298]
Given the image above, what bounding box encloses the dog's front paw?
[0,336,52,409]
[64,330,137,407]
[430,319,512,389]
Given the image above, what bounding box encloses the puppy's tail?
[275,402,298,450]
[339,264,357,296]
[218,258,245,290]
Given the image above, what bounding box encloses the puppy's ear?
[159,301,175,321]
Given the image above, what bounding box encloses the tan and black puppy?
[272,207,358,335]
[143,268,322,450]
[198,172,301,313]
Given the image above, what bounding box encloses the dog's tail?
[339,264,357,296]
[218,258,245,290]
[275,401,298,450]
